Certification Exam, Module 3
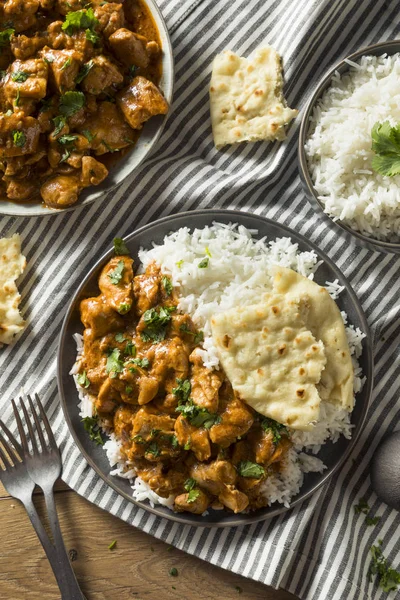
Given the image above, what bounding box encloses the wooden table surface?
[0,480,297,600]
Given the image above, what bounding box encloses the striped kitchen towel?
[2,0,400,598]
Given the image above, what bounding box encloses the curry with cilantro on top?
[76,240,292,515]
[0,0,168,208]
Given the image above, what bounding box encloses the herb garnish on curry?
[0,0,168,208]
[77,240,291,515]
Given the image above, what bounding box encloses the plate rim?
[57,208,374,528]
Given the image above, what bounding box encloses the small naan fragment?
[0,233,26,345]
[272,266,354,411]
[209,46,298,149]
[210,294,326,431]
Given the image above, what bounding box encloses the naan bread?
[211,294,326,431]
[0,233,26,344]
[209,46,298,149]
[272,267,354,411]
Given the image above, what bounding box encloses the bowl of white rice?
[299,40,400,254]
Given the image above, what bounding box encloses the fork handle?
[42,487,86,600]
[24,497,71,593]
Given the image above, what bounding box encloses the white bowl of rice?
[299,40,400,254]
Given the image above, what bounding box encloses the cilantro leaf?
[172,378,191,403]
[0,29,14,51]
[106,348,124,377]
[52,115,66,135]
[198,257,209,268]
[162,276,173,296]
[82,416,104,445]
[130,357,150,369]
[60,57,72,71]
[118,302,131,314]
[371,121,400,176]
[175,400,221,429]
[259,416,288,444]
[179,323,204,344]
[141,306,176,343]
[58,134,78,145]
[354,497,370,515]
[12,130,25,147]
[60,148,71,163]
[115,332,126,343]
[77,370,90,388]
[366,516,381,526]
[59,91,85,118]
[368,541,400,592]
[124,341,136,356]
[76,59,94,83]
[146,441,160,457]
[113,237,130,256]
[236,461,265,479]
[108,260,125,285]
[82,129,95,142]
[85,28,99,44]
[62,8,99,35]
[187,489,200,503]
[11,70,29,82]
[184,478,197,492]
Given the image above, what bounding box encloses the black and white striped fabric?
[2,0,400,598]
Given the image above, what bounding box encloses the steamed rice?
[305,53,400,241]
[74,223,365,511]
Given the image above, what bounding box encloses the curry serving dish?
[57,209,373,527]
[298,40,400,254]
[0,0,174,217]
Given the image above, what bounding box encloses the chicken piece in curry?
[0,0,168,208]
[77,251,292,514]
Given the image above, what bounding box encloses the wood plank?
[0,491,297,600]
[0,478,70,499]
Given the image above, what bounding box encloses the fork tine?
[35,394,57,450]
[19,397,39,455]
[0,438,12,468]
[0,419,23,456]
[0,423,21,463]
[27,395,47,453]
[12,398,29,454]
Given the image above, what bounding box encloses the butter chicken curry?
[78,246,292,514]
[0,1,168,208]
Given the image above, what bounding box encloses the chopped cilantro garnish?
[175,400,221,429]
[184,478,197,492]
[59,90,85,118]
[82,128,95,142]
[0,29,14,51]
[179,324,204,344]
[172,378,191,403]
[176,260,184,268]
[82,416,104,445]
[60,148,71,163]
[205,246,212,257]
[236,461,265,479]
[354,498,370,515]
[368,541,400,592]
[235,586,242,594]
[259,416,288,444]
[113,237,130,256]
[130,357,150,369]
[366,516,381,526]
[60,57,72,71]
[141,306,176,343]
[15,88,20,106]
[169,568,178,577]
[108,259,125,285]
[118,302,131,314]
[115,332,126,343]
[371,121,400,177]
[77,370,90,388]
[162,276,173,296]
[146,441,160,457]
[12,130,25,147]
[11,70,29,82]
[106,348,124,377]
[53,115,66,135]
[58,134,78,145]
[183,439,191,450]
[187,489,200,503]
[62,8,98,35]
[198,257,209,268]
[108,540,117,550]
[132,434,146,444]
[125,385,133,394]
[128,65,138,77]
[85,28,99,44]
[76,59,94,83]
[124,341,136,356]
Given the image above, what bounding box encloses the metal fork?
[0,395,85,600]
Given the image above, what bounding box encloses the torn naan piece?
[211,294,326,431]
[0,233,26,345]
[272,266,354,411]
[209,46,298,149]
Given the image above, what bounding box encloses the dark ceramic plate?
[57,209,373,527]
[298,39,400,254]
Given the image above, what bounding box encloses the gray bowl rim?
[298,39,400,253]
[0,0,175,218]
[57,208,373,528]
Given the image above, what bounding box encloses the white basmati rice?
[74,223,365,512]
[305,53,400,241]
